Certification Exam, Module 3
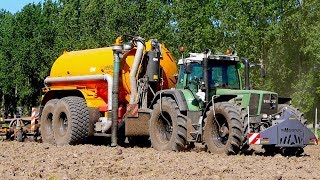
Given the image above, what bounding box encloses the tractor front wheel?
[204,102,243,155]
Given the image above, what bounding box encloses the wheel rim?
[212,114,229,146]
[45,113,53,133]
[58,112,68,136]
[156,111,173,144]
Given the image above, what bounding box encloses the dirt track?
[0,141,319,180]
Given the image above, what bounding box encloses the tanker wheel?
[149,97,187,151]
[204,102,243,155]
[40,99,58,144]
[278,104,307,125]
[53,96,89,145]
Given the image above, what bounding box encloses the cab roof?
[178,53,239,65]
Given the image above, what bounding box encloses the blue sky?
[0,0,44,13]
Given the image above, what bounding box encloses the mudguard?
[149,89,188,111]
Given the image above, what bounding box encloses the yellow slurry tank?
[40,37,178,145]
[46,40,177,107]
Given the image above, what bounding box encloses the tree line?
[0,0,319,120]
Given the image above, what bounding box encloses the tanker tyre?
[204,102,243,155]
[40,99,58,144]
[53,96,89,145]
[149,97,187,151]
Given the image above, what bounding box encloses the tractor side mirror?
[261,65,266,78]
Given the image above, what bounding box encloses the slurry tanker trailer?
[37,35,317,156]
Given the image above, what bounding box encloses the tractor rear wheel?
[40,99,58,144]
[149,97,187,151]
[204,102,243,155]
[53,96,89,145]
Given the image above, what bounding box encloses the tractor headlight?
[262,114,268,119]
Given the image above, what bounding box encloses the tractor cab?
[177,52,242,97]
[177,52,279,119]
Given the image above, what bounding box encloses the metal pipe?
[247,106,250,134]
[316,108,318,139]
[243,58,250,90]
[44,74,113,111]
[203,51,209,104]
[129,39,145,104]
[111,44,123,147]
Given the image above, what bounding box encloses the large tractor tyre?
[204,102,243,155]
[278,104,307,125]
[149,97,187,151]
[40,99,58,144]
[239,108,250,153]
[53,96,89,145]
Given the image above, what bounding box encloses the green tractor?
[148,50,317,155]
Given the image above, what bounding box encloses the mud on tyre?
[40,99,58,144]
[149,97,187,151]
[53,96,89,145]
[204,102,243,155]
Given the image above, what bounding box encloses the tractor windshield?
[185,61,240,89]
[208,61,240,89]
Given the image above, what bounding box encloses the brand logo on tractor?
[281,128,302,133]
[263,99,276,104]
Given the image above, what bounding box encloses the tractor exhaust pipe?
[111,39,123,147]
[243,58,250,90]
[203,50,209,104]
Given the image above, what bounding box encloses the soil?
[0,141,319,180]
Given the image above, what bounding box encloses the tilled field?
[0,141,319,180]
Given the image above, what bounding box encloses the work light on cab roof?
[178,51,239,64]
